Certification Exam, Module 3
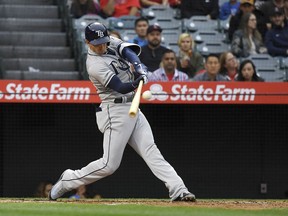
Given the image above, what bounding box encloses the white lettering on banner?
[3,83,90,101]
[168,84,256,101]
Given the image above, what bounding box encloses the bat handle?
[128,80,144,118]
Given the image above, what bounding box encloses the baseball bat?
[128,80,143,118]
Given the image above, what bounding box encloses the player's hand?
[133,74,148,88]
[139,74,148,84]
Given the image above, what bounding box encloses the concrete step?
[0,32,67,46]
[0,18,62,32]
[0,5,58,18]
[0,46,71,58]
[2,58,76,71]
[2,70,80,80]
[0,0,54,5]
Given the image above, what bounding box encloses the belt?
[114,96,133,103]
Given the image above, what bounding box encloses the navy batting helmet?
[85,22,110,46]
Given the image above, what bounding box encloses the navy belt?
[114,96,133,103]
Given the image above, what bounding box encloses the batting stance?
[49,22,195,202]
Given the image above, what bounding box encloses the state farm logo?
[149,84,256,101]
[0,83,91,101]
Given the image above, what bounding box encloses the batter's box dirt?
[1,198,288,210]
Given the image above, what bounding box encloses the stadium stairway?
[0,0,80,80]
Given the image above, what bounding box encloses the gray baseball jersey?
[52,36,191,200]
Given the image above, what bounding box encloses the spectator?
[180,0,219,19]
[228,0,266,41]
[128,17,149,47]
[70,0,99,18]
[69,185,88,199]
[139,24,168,72]
[235,59,265,81]
[140,0,181,7]
[100,0,140,18]
[284,0,288,20]
[148,49,189,81]
[176,33,204,78]
[192,54,229,81]
[219,0,241,20]
[34,181,53,198]
[231,12,267,57]
[258,0,284,31]
[265,7,288,56]
[219,51,239,80]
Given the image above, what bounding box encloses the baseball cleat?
[48,169,73,201]
[173,192,196,202]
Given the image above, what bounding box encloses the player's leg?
[50,104,137,200]
[128,111,195,201]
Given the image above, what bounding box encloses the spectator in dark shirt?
[258,0,284,31]
[192,54,229,81]
[235,59,265,81]
[70,0,99,18]
[180,0,219,19]
[139,24,168,72]
[265,7,288,56]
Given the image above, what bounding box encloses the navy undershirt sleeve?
[107,75,142,94]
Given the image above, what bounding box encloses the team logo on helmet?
[95,30,104,38]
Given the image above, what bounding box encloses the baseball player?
[49,22,195,202]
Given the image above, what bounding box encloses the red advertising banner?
[0,80,288,104]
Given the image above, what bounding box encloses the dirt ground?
[1,198,288,210]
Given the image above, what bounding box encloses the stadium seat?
[196,41,230,56]
[73,14,108,31]
[149,17,182,30]
[183,16,218,32]
[191,30,226,44]
[141,5,179,20]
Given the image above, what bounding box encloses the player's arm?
[107,75,144,94]
[122,47,148,82]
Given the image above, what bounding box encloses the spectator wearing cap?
[258,0,284,30]
[265,7,288,56]
[139,24,169,72]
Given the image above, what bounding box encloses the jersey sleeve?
[87,60,115,87]
[109,36,141,57]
